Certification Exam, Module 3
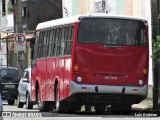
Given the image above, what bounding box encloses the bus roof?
[36,14,147,30]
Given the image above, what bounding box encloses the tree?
[152,35,160,110]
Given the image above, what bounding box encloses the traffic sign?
[14,33,26,51]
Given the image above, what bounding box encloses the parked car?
[0,66,21,105]
[17,67,34,109]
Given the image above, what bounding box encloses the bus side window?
[48,29,53,57]
[50,29,56,57]
[39,31,44,58]
[55,28,60,56]
[36,32,40,58]
[57,28,62,56]
[37,31,43,59]
[31,31,39,68]
[46,29,51,57]
[65,25,74,55]
[64,26,68,55]
[42,30,48,58]
[45,30,50,57]
[60,27,66,56]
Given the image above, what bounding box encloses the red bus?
[31,14,149,113]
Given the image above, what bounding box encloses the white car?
[17,67,34,109]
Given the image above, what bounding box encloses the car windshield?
[0,68,20,80]
[78,18,147,46]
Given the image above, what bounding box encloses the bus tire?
[53,86,65,113]
[37,89,50,112]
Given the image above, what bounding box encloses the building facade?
[0,0,13,66]
[0,0,63,69]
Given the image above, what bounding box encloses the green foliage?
[7,4,14,13]
[152,35,160,63]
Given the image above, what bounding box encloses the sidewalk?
[132,102,152,111]
[132,85,153,111]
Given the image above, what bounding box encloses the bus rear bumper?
[70,81,148,97]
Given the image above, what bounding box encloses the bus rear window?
[78,18,147,46]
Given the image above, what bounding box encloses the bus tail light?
[139,80,144,85]
[77,76,82,82]
[139,69,148,86]
[73,65,82,82]
[74,65,79,71]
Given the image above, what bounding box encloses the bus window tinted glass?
[65,26,74,55]
[78,18,147,46]
[49,29,56,57]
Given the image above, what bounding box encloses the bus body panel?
[73,45,149,86]
[32,57,73,101]
[36,59,47,101]
[46,58,56,101]
[31,67,36,101]
[63,57,72,99]
[55,57,65,100]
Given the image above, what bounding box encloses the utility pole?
[16,0,25,72]
[16,0,23,33]
[0,1,1,49]
[152,0,160,110]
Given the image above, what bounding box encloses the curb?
[132,104,152,111]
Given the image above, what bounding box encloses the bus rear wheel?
[37,89,50,112]
[111,104,132,115]
[53,86,65,113]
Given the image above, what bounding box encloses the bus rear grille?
[91,94,121,103]
[78,93,122,103]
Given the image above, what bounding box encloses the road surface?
[2,102,159,120]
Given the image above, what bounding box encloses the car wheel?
[17,94,24,108]
[26,94,33,109]
[7,100,15,105]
